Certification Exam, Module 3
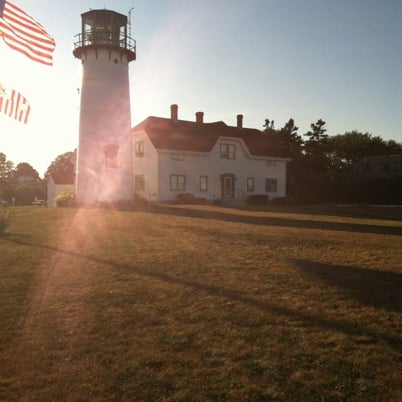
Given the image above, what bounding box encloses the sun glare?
[0,43,80,175]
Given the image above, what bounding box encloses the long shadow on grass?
[148,205,402,236]
[243,205,402,221]
[293,259,402,313]
[4,235,402,351]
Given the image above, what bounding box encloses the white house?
[131,105,290,203]
[47,173,75,207]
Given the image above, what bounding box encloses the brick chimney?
[195,111,204,124]
[237,114,243,128]
[171,104,178,121]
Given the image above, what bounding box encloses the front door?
[221,174,235,199]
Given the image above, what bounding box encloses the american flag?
[0,84,30,124]
[0,0,55,65]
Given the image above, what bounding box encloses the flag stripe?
[0,86,30,124]
[0,3,55,57]
[13,91,20,120]
[1,0,55,46]
[0,29,55,62]
[3,12,55,49]
[0,0,55,65]
[4,3,55,47]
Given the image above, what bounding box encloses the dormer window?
[220,143,236,159]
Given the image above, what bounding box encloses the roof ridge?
[132,115,288,158]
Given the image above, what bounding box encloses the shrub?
[94,198,148,211]
[176,193,207,205]
[246,194,269,205]
[269,197,289,205]
[177,193,195,204]
[113,199,134,211]
[54,190,76,207]
[134,195,149,207]
[0,206,14,235]
[194,197,207,205]
[96,201,111,209]
[212,198,225,206]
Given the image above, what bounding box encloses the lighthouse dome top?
[73,8,136,61]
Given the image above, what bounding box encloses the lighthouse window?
[104,144,119,168]
[135,141,144,157]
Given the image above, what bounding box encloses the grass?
[0,204,401,402]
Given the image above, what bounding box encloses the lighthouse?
[73,9,136,204]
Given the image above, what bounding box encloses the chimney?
[171,104,178,121]
[195,111,204,124]
[237,114,243,128]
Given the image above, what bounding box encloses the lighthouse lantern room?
[73,9,136,204]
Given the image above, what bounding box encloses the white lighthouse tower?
[73,9,136,204]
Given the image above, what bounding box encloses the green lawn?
[0,204,401,401]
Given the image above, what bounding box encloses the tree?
[0,153,14,186]
[326,131,402,168]
[303,119,329,164]
[264,118,275,130]
[263,118,303,159]
[262,117,402,204]
[263,118,305,201]
[8,162,44,205]
[324,132,402,203]
[304,119,340,201]
[0,155,45,204]
[304,119,328,144]
[44,151,75,182]
[13,162,40,183]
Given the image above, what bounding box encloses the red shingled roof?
[132,116,288,158]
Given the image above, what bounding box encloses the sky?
[0,0,401,177]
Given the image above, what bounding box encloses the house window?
[104,144,119,168]
[135,175,145,191]
[247,177,254,192]
[170,175,186,191]
[171,153,184,161]
[135,141,144,157]
[220,143,236,159]
[200,176,208,192]
[265,178,277,192]
[266,160,277,166]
